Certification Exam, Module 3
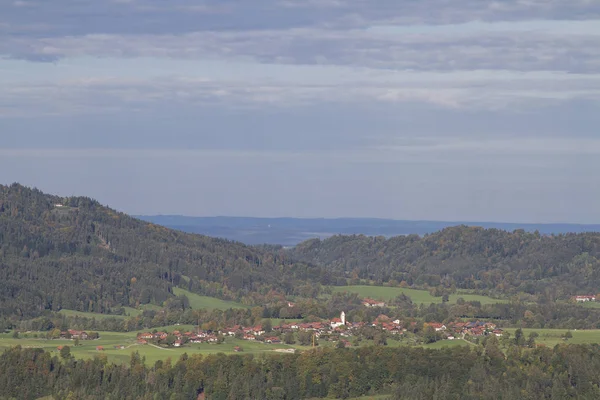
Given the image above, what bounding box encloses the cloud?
[2,24,599,73]
[3,0,600,39]
[2,70,599,117]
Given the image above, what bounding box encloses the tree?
[527,332,538,348]
[262,319,272,333]
[284,331,295,345]
[374,332,388,346]
[60,345,71,359]
[563,331,573,340]
[165,334,176,346]
[298,331,313,346]
[12,331,18,339]
[423,326,438,344]
[513,328,525,346]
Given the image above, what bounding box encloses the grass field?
[173,288,250,310]
[580,301,600,309]
[505,328,600,347]
[331,285,504,305]
[57,304,160,320]
[58,309,128,320]
[0,326,298,365]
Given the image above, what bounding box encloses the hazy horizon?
[2,1,599,224]
[137,214,600,226]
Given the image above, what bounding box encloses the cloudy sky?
[1,0,599,223]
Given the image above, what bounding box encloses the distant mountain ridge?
[136,215,600,246]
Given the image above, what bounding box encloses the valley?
[2,184,600,399]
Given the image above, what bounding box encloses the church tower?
[341,311,346,325]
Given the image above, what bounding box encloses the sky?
[1,0,599,223]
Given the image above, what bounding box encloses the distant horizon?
[4,182,600,227]
[137,214,600,246]
[136,214,600,227]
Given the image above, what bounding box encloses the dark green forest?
[0,184,331,324]
[289,228,600,297]
[2,342,600,400]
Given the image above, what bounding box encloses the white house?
[575,295,596,302]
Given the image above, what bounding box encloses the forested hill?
[289,227,600,297]
[0,183,322,321]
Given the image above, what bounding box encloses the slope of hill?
[0,183,322,322]
[288,227,600,297]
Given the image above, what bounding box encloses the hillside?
[0,184,322,323]
[289,228,600,297]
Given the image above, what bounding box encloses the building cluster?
[574,295,596,302]
[137,329,220,347]
[60,329,89,340]
[135,313,504,348]
[442,321,503,339]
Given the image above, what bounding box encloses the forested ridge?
[0,183,324,323]
[289,228,600,297]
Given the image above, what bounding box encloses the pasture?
[505,328,600,347]
[331,285,504,305]
[58,305,160,320]
[173,288,250,310]
[0,327,297,365]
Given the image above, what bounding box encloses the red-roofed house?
[363,298,386,307]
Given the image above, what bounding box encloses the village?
[134,304,504,349]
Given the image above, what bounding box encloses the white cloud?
[1,70,599,117]
[3,25,600,74]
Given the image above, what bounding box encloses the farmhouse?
[574,295,596,302]
[362,298,386,307]
[428,323,447,332]
[67,330,89,340]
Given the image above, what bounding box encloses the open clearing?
[58,305,160,320]
[173,288,250,310]
[57,290,249,321]
[0,327,296,365]
[505,328,600,347]
[331,285,504,305]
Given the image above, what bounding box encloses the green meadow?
[173,288,250,310]
[0,327,297,365]
[331,285,504,305]
[580,301,600,309]
[57,290,250,321]
[505,328,600,347]
[58,305,161,320]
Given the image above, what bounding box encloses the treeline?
[289,227,600,297]
[2,343,600,399]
